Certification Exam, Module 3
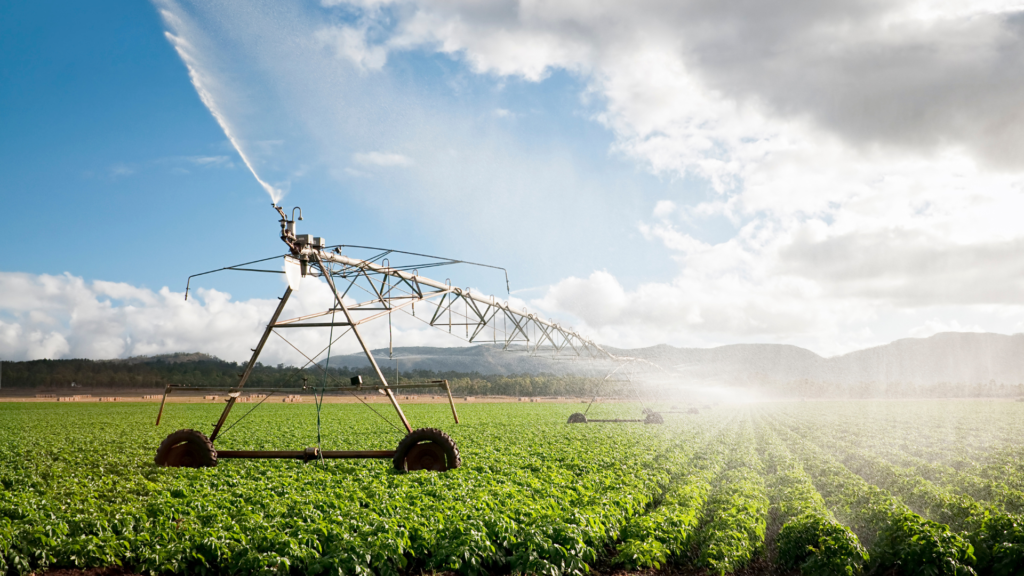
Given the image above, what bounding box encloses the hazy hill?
[826,332,1024,385]
[103,352,223,365]
[5,332,1023,396]
[602,332,1024,386]
[333,332,1024,387]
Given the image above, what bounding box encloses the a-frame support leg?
[443,379,460,424]
[210,286,293,442]
[316,254,413,434]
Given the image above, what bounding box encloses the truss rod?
[313,250,613,359]
[315,253,413,433]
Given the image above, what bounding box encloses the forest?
[4,354,1024,399]
[0,354,609,398]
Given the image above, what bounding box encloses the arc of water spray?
[159,13,283,204]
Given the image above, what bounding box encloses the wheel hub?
[406,441,446,471]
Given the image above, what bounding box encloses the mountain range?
[327,332,1024,387]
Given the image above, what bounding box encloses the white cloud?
[352,151,414,167]
[651,200,676,219]
[315,25,388,71]
[0,270,488,363]
[360,0,1024,354]
[529,195,1024,355]
[321,0,395,7]
[378,0,1024,168]
[343,167,371,178]
[186,155,233,166]
[908,319,985,339]
[152,0,1024,355]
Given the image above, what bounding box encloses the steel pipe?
[586,419,645,423]
[217,449,394,460]
[311,249,614,359]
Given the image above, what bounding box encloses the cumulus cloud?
[372,0,1024,170]
[779,229,1024,305]
[0,271,476,363]
[536,225,847,348]
[358,0,1024,352]
[152,0,1024,355]
[315,25,388,71]
[908,319,985,339]
[531,199,1024,355]
[0,272,274,361]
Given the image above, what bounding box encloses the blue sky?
[1,2,291,294]
[0,1,718,300]
[2,0,1024,363]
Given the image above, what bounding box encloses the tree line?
[5,355,1021,399]
[0,355,614,398]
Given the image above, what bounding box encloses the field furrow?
[779,410,1024,516]
[691,415,769,574]
[753,418,868,574]
[614,418,731,569]
[6,400,1024,574]
[768,418,978,574]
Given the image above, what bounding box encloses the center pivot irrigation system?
[155,204,645,472]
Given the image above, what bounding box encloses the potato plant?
[2,399,1024,575]
[756,425,868,575]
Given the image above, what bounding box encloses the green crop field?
[3,400,1024,575]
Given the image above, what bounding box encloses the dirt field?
[0,389,593,404]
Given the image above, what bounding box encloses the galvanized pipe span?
[302,246,617,360]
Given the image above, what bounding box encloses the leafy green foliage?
[695,467,768,574]
[693,422,769,574]
[757,424,868,575]
[777,514,868,576]
[771,418,980,574]
[614,428,724,569]
[871,513,976,575]
[3,400,1024,575]
[0,403,671,576]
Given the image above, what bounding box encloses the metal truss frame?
[175,206,631,451]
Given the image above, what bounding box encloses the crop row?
[691,417,768,574]
[614,419,727,569]
[829,437,1024,517]
[6,401,1024,576]
[781,406,1024,516]
[753,421,868,574]
[775,401,1024,476]
[766,417,979,574]
[775,411,1024,574]
[0,403,684,576]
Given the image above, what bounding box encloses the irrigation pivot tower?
[155,204,621,471]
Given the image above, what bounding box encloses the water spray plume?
[160,23,283,204]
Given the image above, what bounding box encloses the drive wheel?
[393,428,460,472]
[645,412,664,425]
[155,429,217,468]
[567,412,588,424]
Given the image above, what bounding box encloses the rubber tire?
[644,412,664,425]
[393,428,461,472]
[155,429,217,468]
[567,412,588,424]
